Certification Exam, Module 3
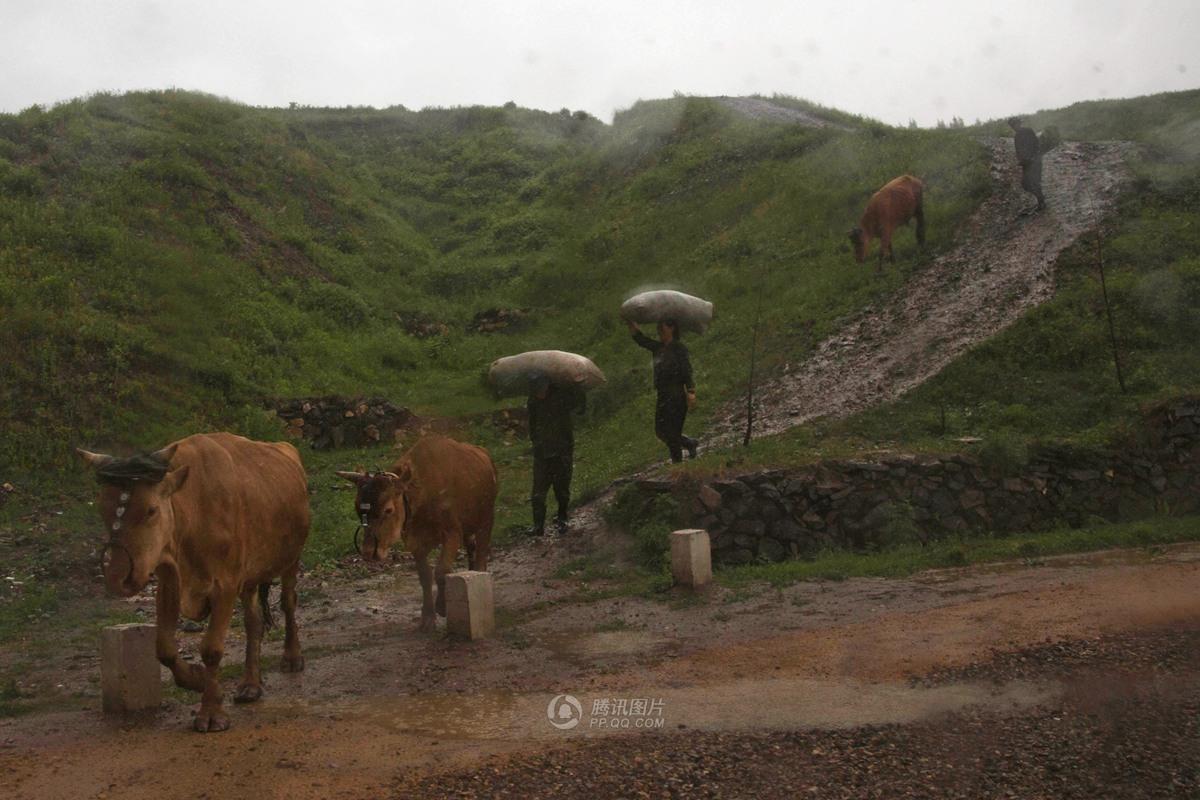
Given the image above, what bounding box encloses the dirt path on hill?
[708,137,1138,445]
[2,541,1198,799]
[713,96,854,130]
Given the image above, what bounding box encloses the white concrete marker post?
[670,529,713,589]
[445,570,495,640]
[100,623,162,714]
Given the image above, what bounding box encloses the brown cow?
[848,174,926,271]
[78,433,310,732]
[337,435,497,632]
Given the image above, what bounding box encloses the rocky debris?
[272,396,414,450]
[468,307,530,334]
[651,398,1200,565]
[912,627,1200,688]
[395,312,449,339]
[395,629,1200,799]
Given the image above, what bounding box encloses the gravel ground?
[395,628,1200,799]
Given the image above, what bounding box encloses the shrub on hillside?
[604,484,680,572]
[978,431,1030,475]
[300,282,371,328]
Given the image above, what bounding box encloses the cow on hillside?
[78,433,310,732]
[337,435,497,632]
[849,174,926,271]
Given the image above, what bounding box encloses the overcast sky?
[1,0,1196,126]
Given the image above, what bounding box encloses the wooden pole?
[744,259,770,447]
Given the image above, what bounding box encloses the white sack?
[620,290,714,334]
[488,350,606,397]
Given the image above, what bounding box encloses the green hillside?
[711,89,1200,470]
[0,91,984,487]
[2,87,1199,576]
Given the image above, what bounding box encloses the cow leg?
[193,590,236,733]
[464,536,476,570]
[434,530,462,618]
[915,201,926,247]
[154,564,205,693]
[415,549,437,632]
[234,584,264,704]
[471,511,494,572]
[279,561,305,673]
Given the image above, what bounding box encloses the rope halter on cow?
[350,472,411,556]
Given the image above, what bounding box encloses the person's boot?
[529,500,547,536]
[554,508,569,534]
[685,437,699,460]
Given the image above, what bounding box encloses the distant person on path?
[625,318,698,463]
[527,375,585,535]
[1008,117,1046,212]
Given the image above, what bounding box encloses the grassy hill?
[0,91,985,521]
[1,87,1198,580]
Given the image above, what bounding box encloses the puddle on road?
[543,629,679,666]
[262,675,1056,743]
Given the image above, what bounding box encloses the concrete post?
[100,623,161,714]
[445,571,495,640]
[670,529,712,588]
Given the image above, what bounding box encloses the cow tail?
[258,583,275,630]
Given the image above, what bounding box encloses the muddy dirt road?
[709,137,1138,444]
[2,538,1197,799]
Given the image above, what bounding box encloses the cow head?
[336,466,413,561]
[77,445,190,598]
[848,227,866,263]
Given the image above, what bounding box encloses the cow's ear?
[151,443,179,464]
[160,466,190,496]
[392,463,414,484]
[76,448,114,470]
[335,471,369,487]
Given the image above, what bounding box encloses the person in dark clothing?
[1008,117,1046,212]
[625,317,698,463]
[527,375,585,535]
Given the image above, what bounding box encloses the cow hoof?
[280,655,305,673]
[234,684,263,704]
[193,709,231,733]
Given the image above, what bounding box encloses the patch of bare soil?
[713,96,853,130]
[709,137,1138,444]
[2,541,1198,799]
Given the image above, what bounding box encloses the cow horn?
[150,443,179,464]
[76,448,115,469]
[335,471,368,486]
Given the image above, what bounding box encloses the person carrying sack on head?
[527,374,585,535]
[1008,116,1046,212]
[625,317,699,463]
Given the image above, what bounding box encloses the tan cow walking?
[78,433,310,732]
[338,434,497,632]
[849,174,926,271]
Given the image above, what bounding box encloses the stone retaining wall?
[645,399,1200,565]
[273,396,414,449]
[272,396,529,450]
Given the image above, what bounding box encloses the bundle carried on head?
[487,350,606,398]
[620,290,714,334]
